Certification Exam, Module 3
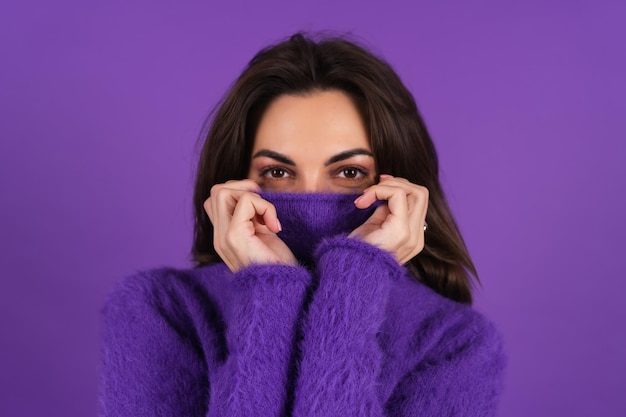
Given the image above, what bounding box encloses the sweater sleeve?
[292,236,401,417]
[385,314,506,416]
[99,269,212,417]
[99,264,312,417]
[208,264,312,417]
[291,237,506,417]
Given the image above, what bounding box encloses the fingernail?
[379,174,393,179]
[276,218,282,232]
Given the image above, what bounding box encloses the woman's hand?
[204,180,297,272]
[349,175,429,265]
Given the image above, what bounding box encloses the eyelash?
[334,166,370,180]
[258,166,294,180]
[258,165,370,180]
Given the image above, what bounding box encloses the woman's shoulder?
[107,262,229,300]
[102,263,232,327]
[386,272,505,361]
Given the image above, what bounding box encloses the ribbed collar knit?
[260,192,378,265]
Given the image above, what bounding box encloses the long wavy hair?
[191,33,479,304]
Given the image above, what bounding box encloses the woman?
[100,33,506,416]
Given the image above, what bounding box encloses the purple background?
[1,1,624,416]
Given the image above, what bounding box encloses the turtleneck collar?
[260,192,379,265]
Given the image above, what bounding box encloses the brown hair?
[192,33,479,304]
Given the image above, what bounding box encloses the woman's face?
[248,90,376,193]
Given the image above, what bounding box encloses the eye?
[342,168,359,179]
[260,166,292,179]
[270,168,286,178]
[337,166,367,180]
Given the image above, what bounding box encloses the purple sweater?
[99,193,506,416]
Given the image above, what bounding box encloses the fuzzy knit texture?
[100,193,506,417]
[262,192,380,264]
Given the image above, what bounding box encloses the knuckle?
[204,205,213,221]
[210,183,223,196]
[238,192,254,206]
[224,230,238,248]
[398,227,410,243]
[214,188,234,205]
[211,186,232,205]
[264,201,277,216]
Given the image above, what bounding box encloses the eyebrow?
[324,148,373,166]
[251,148,373,166]
[251,150,296,166]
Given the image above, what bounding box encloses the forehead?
[253,90,370,155]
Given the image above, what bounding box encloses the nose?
[296,172,328,193]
